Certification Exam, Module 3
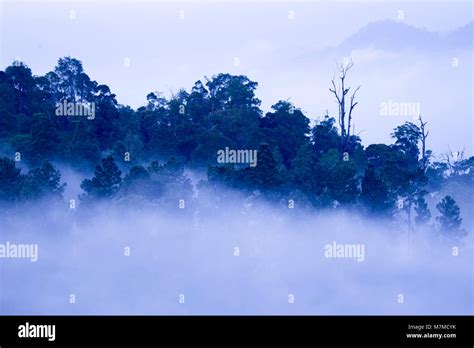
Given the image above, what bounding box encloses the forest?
[0,56,472,236]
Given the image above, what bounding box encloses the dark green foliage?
[0,57,468,235]
[0,157,65,202]
[260,101,310,168]
[365,128,429,229]
[4,62,37,115]
[80,156,122,199]
[29,113,61,163]
[147,157,194,206]
[414,194,431,226]
[120,164,154,198]
[312,149,358,207]
[92,84,120,151]
[245,143,282,190]
[206,73,261,111]
[22,160,66,200]
[361,164,393,216]
[312,116,340,157]
[117,157,194,208]
[48,57,96,103]
[291,143,318,193]
[65,120,101,166]
[391,122,421,163]
[436,195,463,234]
[0,157,24,202]
[0,76,17,136]
[122,164,150,187]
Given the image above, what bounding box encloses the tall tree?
[48,57,96,103]
[390,122,427,232]
[436,195,463,234]
[260,101,310,168]
[206,74,261,112]
[414,194,431,226]
[22,160,66,200]
[391,122,421,163]
[329,59,361,153]
[4,61,36,115]
[311,116,340,157]
[80,156,122,199]
[417,115,430,171]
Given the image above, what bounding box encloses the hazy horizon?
[1,0,473,155]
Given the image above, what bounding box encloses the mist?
[1,178,472,315]
[0,0,472,317]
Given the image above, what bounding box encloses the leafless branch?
[418,115,430,170]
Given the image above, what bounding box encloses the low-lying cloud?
[1,186,472,315]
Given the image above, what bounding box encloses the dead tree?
[418,115,429,171]
[329,59,361,154]
[443,147,465,176]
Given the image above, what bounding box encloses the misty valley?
[0,53,472,314]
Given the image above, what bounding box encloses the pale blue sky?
[1,0,472,154]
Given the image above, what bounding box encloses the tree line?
[0,57,471,235]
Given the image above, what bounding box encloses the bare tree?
[443,147,465,176]
[329,59,361,154]
[418,115,429,170]
[347,85,361,147]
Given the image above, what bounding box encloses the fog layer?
[1,187,472,315]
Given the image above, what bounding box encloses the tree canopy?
[0,57,471,235]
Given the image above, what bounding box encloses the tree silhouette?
[436,195,463,234]
[80,156,122,199]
